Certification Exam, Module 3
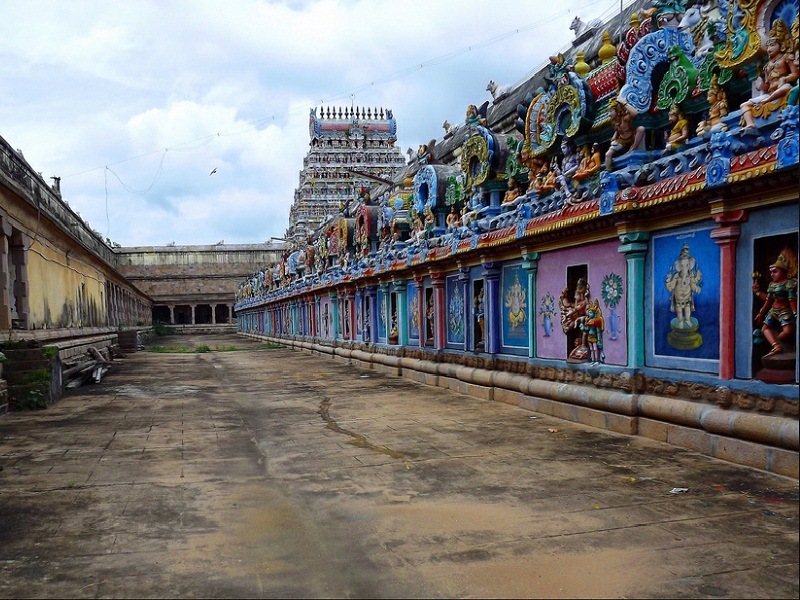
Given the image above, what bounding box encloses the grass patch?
[153,324,177,336]
[256,343,286,350]
[145,344,242,353]
[146,345,195,353]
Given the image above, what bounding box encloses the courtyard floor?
[0,333,797,599]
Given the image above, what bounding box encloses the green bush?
[23,369,51,386]
[153,324,176,336]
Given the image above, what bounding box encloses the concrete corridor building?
[115,243,283,328]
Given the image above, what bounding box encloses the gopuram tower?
[285,106,405,241]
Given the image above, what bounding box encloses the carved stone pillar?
[431,272,446,350]
[521,250,540,358]
[393,279,409,346]
[482,261,502,355]
[618,232,650,368]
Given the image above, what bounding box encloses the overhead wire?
[61,0,636,243]
[62,0,624,188]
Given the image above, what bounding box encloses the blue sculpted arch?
[618,28,697,114]
[414,165,438,213]
[770,0,799,28]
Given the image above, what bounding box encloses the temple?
[285,106,406,243]
[236,0,800,477]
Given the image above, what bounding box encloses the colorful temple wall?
[236,0,800,475]
[536,240,628,365]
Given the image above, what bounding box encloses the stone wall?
[116,244,282,302]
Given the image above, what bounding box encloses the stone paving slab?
[0,333,797,599]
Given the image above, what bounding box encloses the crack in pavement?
[318,397,418,460]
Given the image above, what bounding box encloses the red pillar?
[431,272,446,350]
[711,210,747,380]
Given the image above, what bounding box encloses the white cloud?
[0,0,624,246]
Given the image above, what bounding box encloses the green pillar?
[394,279,408,346]
[618,232,650,368]
[330,292,340,339]
[521,250,540,358]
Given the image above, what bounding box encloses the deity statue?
[574,143,602,181]
[446,205,461,230]
[461,204,477,228]
[605,98,646,170]
[579,299,605,363]
[411,210,426,243]
[788,16,800,106]
[665,243,703,350]
[559,278,592,362]
[663,104,690,154]
[364,301,371,340]
[559,278,590,334]
[474,287,485,346]
[465,104,487,129]
[423,207,435,238]
[541,158,559,193]
[696,76,729,135]
[504,274,527,330]
[753,248,797,358]
[556,140,581,202]
[531,160,550,195]
[502,177,521,205]
[425,293,435,343]
[740,19,799,128]
[520,146,547,193]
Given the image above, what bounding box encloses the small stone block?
[605,413,638,435]
[638,418,669,442]
[465,383,493,401]
[666,423,713,455]
[713,437,770,472]
[519,395,542,413]
[574,405,607,430]
[494,388,521,406]
[770,447,799,479]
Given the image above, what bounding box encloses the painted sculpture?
[696,76,729,135]
[663,104,690,154]
[753,248,798,358]
[740,19,799,128]
[665,243,703,350]
[580,299,606,364]
[235,0,799,397]
[604,98,646,170]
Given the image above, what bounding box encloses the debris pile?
[62,345,114,389]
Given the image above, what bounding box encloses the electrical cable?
[61,0,624,187]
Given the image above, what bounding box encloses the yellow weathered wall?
[26,240,107,329]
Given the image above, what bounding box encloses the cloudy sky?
[1,0,625,247]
